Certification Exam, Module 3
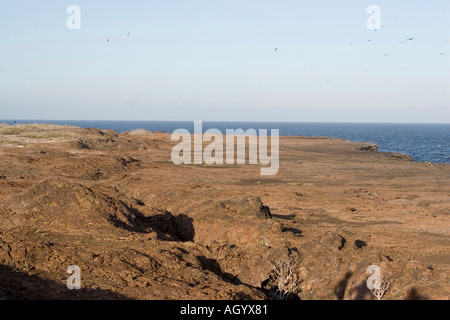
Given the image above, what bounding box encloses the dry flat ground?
[0,124,448,300]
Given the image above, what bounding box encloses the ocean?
[2,120,449,164]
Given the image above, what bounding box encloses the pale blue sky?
[0,0,449,122]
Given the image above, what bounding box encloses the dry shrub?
[370,278,391,300]
[268,253,302,300]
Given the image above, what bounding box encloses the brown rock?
[320,232,346,250]
[359,144,379,152]
[236,196,272,219]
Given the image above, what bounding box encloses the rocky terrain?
[0,124,448,300]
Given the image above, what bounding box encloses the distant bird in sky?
[126,32,131,36]
[368,39,372,42]
[105,37,110,42]
[384,53,389,56]
[440,53,446,56]
[406,37,415,41]
[274,48,278,52]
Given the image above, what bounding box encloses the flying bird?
[406,38,415,41]
[105,37,110,42]
[274,48,278,52]
[126,32,131,36]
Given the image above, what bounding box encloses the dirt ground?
[0,125,448,300]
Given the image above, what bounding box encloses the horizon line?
[1,119,450,125]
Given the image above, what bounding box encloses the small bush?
[370,278,390,300]
[268,253,302,300]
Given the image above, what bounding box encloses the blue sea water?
[2,120,449,164]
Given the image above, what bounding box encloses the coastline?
[0,124,449,300]
[2,121,449,165]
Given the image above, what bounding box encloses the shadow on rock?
[0,264,130,300]
[197,256,241,285]
[348,280,374,300]
[405,288,428,300]
[281,227,303,236]
[111,206,195,242]
[334,271,352,300]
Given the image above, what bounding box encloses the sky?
[0,0,449,123]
